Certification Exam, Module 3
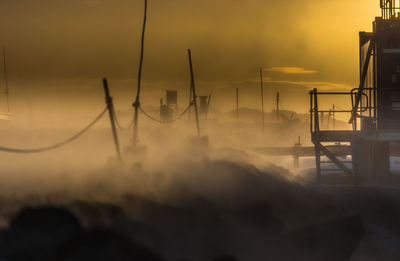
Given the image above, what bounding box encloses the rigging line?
[139,103,192,124]
[0,107,108,153]
[112,110,134,130]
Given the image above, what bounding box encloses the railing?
[309,88,375,134]
[381,0,400,19]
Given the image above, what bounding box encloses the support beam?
[319,144,353,177]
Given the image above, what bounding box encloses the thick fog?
[0,1,397,260]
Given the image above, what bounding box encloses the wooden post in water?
[188,49,201,137]
[188,82,193,120]
[276,92,280,123]
[236,88,239,121]
[293,136,301,168]
[206,94,212,120]
[2,47,9,113]
[333,104,336,130]
[132,0,148,145]
[328,109,332,129]
[260,68,264,133]
[103,78,122,163]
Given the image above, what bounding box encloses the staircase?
[309,88,359,184]
[312,131,355,182]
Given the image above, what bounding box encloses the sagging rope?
[112,110,134,131]
[0,107,108,153]
[139,103,193,124]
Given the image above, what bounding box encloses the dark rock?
[280,215,365,261]
[59,229,164,261]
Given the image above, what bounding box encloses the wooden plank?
[317,130,357,142]
[254,145,352,157]
[319,144,353,176]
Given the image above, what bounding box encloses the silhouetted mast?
[276,92,280,122]
[132,0,148,144]
[188,78,192,120]
[188,49,201,137]
[3,47,9,113]
[260,68,264,133]
[236,88,239,120]
[103,78,122,163]
[333,104,336,130]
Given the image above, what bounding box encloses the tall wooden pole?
[188,80,192,120]
[132,0,148,145]
[236,88,239,121]
[313,89,321,185]
[333,104,336,130]
[276,92,280,123]
[103,78,122,163]
[206,94,212,120]
[188,49,201,137]
[328,109,331,129]
[2,47,9,113]
[260,68,264,133]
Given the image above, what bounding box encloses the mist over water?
[0,0,395,259]
[0,99,393,261]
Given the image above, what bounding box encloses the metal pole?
[309,90,313,134]
[293,136,301,168]
[103,78,122,163]
[320,111,324,127]
[276,92,280,123]
[188,49,201,137]
[2,47,9,113]
[260,68,264,133]
[160,98,163,121]
[313,89,321,185]
[333,104,336,130]
[236,88,239,121]
[132,0,148,145]
[206,94,212,120]
[188,81,192,120]
[328,109,331,129]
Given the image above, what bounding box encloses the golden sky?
[0,0,382,112]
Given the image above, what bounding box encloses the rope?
[139,103,192,124]
[0,107,108,153]
[112,110,134,130]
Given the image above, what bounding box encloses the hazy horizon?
[0,0,382,114]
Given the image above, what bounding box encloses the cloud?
[82,0,101,3]
[263,79,354,91]
[266,67,317,75]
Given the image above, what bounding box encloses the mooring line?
[0,107,108,153]
[139,103,193,124]
[112,110,134,130]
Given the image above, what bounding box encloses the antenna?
[3,46,9,113]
